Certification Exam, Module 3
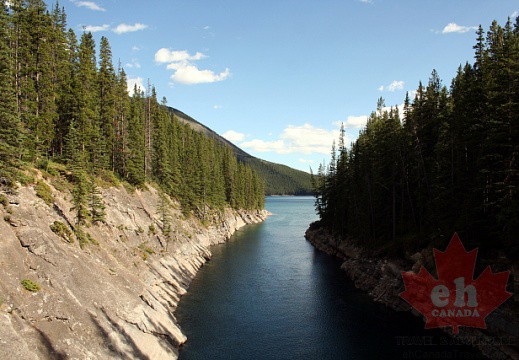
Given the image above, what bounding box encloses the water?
[176,197,484,359]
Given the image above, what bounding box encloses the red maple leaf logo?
[400,233,512,334]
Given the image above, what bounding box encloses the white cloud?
[125,59,141,69]
[359,0,373,3]
[241,124,342,155]
[74,1,106,11]
[388,80,404,91]
[346,115,369,128]
[83,24,109,32]
[213,105,222,109]
[407,89,418,100]
[155,48,230,85]
[512,11,518,18]
[155,49,206,63]
[127,77,144,96]
[170,64,230,85]
[239,139,286,153]
[299,158,315,164]
[132,46,141,51]
[222,130,246,142]
[113,23,148,34]
[442,23,477,34]
[378,80,404,92]
[203,25,210,30]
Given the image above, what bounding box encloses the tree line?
[0,1,265,223]
[312,19,518,256]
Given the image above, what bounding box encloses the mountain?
[168,107,313,195]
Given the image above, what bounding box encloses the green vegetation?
[246,159,312,195]
[139,243,155,255]
[0,194,8,207]
[50,221,74,243]
[170,108,312,195]
[75,228,98,249]
[0,2,263,220]
[313,19,518,256]
[21,279,41,292]
[35,181,54,206]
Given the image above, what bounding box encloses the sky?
[51,0,517,172]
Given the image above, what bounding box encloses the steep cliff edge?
[0,174,268,359]
[305,223,519,360]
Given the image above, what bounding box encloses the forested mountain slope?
[312,18,518,258]
[169,107,312,195]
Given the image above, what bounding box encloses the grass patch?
[35,180,54,205]
[51,176,72,193]
[95,170,120,188]
[21,279,41,292]
[50,221,74,243]
[122,181,136,194]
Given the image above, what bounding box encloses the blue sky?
[55,0,517,172]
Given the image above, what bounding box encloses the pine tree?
[88,178,106,224]
[98,36,116,170]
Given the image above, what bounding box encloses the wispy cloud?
[240,124,342,155]
[155,48,230,85]
[125,59,141,69]
[222,130,246,142]
[512,11,518,18]
[81,23,148,34]
[73,1,106,12]
[83,24,110,32]
[379,80,404,92]
[113,23,148,34]
[299,158,315,164]
[441,22,477,34]
[359,0,373,3]
[213,105,222,109]
[132,46,141,52]
[155,49,206,63]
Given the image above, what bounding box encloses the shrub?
[138,243,155,255]
[0,194,8,207]
[50,221,74,243]
[21,279,41,292]
[148,223,156,235]
[74,228,99,248]
[35,181,54,205]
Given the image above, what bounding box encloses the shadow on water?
[176,197,485,360]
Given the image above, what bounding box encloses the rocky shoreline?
[0,174,269,359]
[305,223,519,360]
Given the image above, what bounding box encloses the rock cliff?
[305,224,519,360]
[0,174,268,359]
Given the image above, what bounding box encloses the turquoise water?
[176,197,483,359]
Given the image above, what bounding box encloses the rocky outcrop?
[0,175,268,360]
[305,223,519,360]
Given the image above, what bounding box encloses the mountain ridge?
[167,107,313,196]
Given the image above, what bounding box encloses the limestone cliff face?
[305,224,519,360]
[0,176,268,359]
